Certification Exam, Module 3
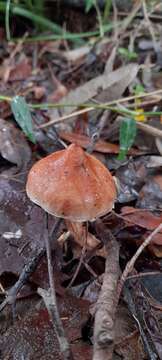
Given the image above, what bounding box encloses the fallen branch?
[93,225,120,360]
[93,222,162,360]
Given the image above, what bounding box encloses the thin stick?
[38,89,162,128]
[117,223,162,300]
[0,248,45,314]
[127,271,162,281]
[142,0,158,53]
[43,214,73,360]
[137,121,162,139]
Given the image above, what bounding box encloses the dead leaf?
[0,175,48,277]
[0,295,91,359]
[49,63,139,120]
[149,243,162,257]
[59,131,142,155]
[114,306,143,360]
[137,175,162,210]
[116,156,158,203]
[2,58,31,83]
[121,206,162,232]
[62,45,91,62]
[0,118,31,169]
[9,58,31,81]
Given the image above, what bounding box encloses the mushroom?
[26,143,116,357]
[26,142,117,255]
[26,143,116,226]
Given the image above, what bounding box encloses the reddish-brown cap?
[26,144,116,222]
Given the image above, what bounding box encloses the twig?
[137,121,162,139]
[0,217,61,316]
[38,89,162,128]
[142,0,158,53]
[112,0,118,42]
[0,248,44,315]
[120,0,142,33]
[117,223,162,300]
[42,214,73,360]
[127,270,162,281]
[124,285,158,360]
[67,243,86,289]
[93,225,120,360]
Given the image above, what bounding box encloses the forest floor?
[1,1,162,359]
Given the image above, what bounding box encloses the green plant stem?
[5,0,11,41]
[12,6,64,34]
[0,2,66,35]
[1,95,162,118]
[94,0,104,38]
[103,0,112,23]
[0,2,119,42]
[24,0,33,11]
[11,23,118,42]
[0,95,12,102]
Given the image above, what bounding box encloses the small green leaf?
[118,47,137,60]
[118,118,137,161]
[85,0,95,13]
[11,96,36,143]
[133,84,145,95]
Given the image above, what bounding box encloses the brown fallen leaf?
[149,243,162,257]
[9,58,31,81]
[148,233,162,246]
[2,58,31,83]
[121,206,162,232]
[59,131,142,155]
[0,296,91,360]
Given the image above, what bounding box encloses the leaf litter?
[1,2,162,359]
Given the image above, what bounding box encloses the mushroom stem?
[65,220,88,288]
[44,214,74,360]
[65,220,86,247]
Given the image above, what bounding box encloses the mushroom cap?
[26,144,117,222]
